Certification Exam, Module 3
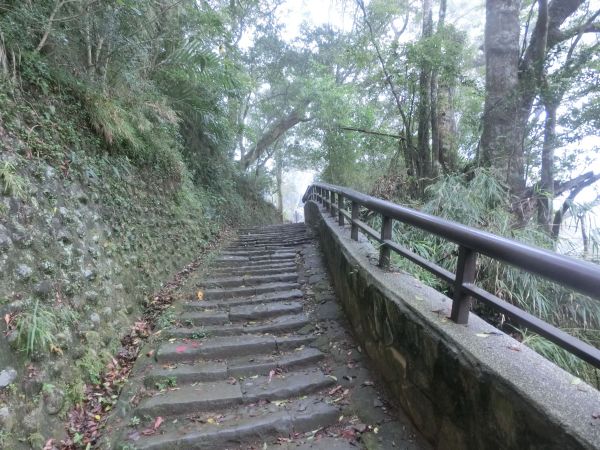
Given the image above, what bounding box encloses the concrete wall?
[305,201,600,450]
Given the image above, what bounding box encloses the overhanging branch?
[338,126,405,140]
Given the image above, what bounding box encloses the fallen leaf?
[362,380,374,386]
[328,385,343,396]
[476,333,490,338]
[50,344,63,355]
[153,416,164,430]
[507,344,521,352]
[196,291,204,301]
[268,369,275,384]
[175,345,187,353]
[571,377,582,385]
[206,417,216,424]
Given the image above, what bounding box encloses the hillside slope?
[0,89,279,448]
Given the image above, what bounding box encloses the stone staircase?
[109,223,425,450]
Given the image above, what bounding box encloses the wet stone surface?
[103,224,428,450]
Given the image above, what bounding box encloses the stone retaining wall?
[305,200,600,449]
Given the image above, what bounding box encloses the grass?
[15,299,78,358]
[381,169,600,385]
[0,161,27,199]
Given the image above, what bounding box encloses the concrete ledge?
[305,201,600,449]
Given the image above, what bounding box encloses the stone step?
[220,249,296,257]
[156,335,276,363]
[241,368,335,403]
[213,256,297,268]
[177,311,229,327]
[131,397,339,450]
[227,242,308,250]
[145,347,324,387]
[228,347,323,377]
[136,380,243,417]
[210,262,297,276]
[214,252,297,263]
[211,265,297,277]
[203,282,300,300]
[229,301,303,321]
[136,368,334,417]
[200,272,298,288]
[179,301,303,326]
[183,289,304,309]
[168,313,310,338]
[156,334,315,363]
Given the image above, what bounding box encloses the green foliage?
[16,300,77,357]
[523,331,600,389]
[0,161,27,198]
[155,377,177,391]
[76,349,106,385]
[386,169,600,384]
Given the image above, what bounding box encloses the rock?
[0,367,17,387]
[84,290,99,304]
[0,406,13,430]
[0,224,12,251]
[44,388,65,415]
[58,206,69,219]
[33,280,53,298]
[90,312,101,324]
[15,264,33,280]
[83,268,96,281]
[57,229,72,244]
[22,374,43,396]
[40,260,55,274]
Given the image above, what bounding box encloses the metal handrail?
[302,181,600,368]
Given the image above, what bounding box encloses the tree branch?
[338,125,405,140]
[552,172,600,238]
[240,101,311,170]
[355,0,409,131]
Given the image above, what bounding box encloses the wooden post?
[351,201,359,240]
[330,192,336,217]
[338,194,344,226]
[379,215,392,268]
[450,246,477,324]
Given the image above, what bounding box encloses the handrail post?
[324,190,330,211]
[451,246,477,324]
[379,215,392,268]
[330,192,337,217]
[351,201,359,240]
[338,193,344,226]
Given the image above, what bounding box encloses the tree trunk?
[431,0,457,173]
[437,82,458,171]
[417,0,433,183]
[537,97,558,231]
[480,0,523,194]
[275,147,284,221]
